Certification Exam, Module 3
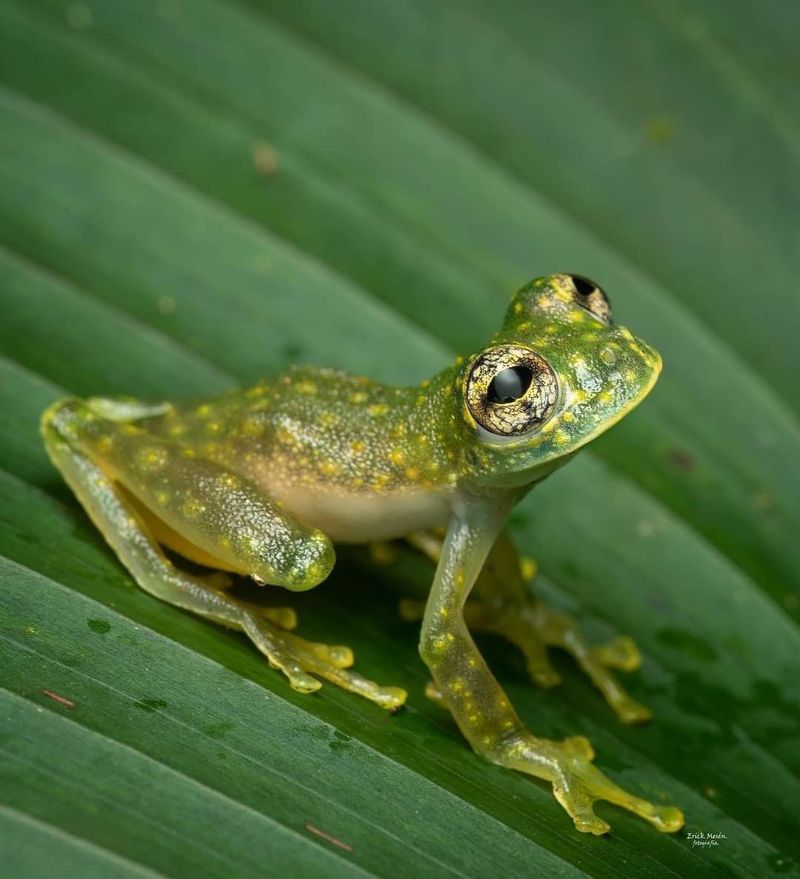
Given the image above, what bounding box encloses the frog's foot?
[241,608,407,710]
[491,732,684,834]
[527,604,651,724]
[400,597,649,723]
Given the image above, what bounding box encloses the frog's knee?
[264,531,335,592]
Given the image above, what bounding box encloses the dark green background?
[1,1,798,876]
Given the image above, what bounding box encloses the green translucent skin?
[41,273,683,835]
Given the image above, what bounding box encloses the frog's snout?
[612,326,663,403]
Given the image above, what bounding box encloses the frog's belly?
[265,480,451,543]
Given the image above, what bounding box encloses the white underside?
[264,479,451,543]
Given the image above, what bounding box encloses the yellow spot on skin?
[218,473,240,489]
[454,356,464,366]
[219,535,231,549]
[598,389,615,404]
[296,381,317,395]
[246,384,268,397]
[432,633,455,651]
[405,467,420,481]
[415,395,425,406]
[450,678,465,693]
[241,417,263,436]
[513,302,523,314]
[350,440,366,455]
[420,378,430,388]
[389,448,406,466]
[277,427,294,445]
[156,491,170,506]
[320,412,339,428]
[321,460,340,476]
[368,403,389,416]
[517,321,531,331]
[121,424,142,436]
[181,447,196,458]
[520,556,537,582]
[554,429,569,445]
[96,436,113,453]
[553,286,572,304]
[182,498,204,518]
[467,657,478,669]
[195,404,212,418]
[371,473,391,489]
[168,422,186,437]
[138,447,168,472]
[454,571,465,588]
[206,421,222,434]
[349,391,368,404]
[561,411,575,423]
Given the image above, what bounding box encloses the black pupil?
[487,366,533,404]
[572,274,596,296]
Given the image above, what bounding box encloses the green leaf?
[1,1,798,876]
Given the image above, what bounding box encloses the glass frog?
[41,273,684,835]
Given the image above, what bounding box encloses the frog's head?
[456,273,662,489]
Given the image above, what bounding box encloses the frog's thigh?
[41,399,406,709]
[45,397,334,591]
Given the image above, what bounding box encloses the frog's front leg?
[41,398,405,709]
[419,497,683,834]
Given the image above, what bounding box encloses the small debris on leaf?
[42,689,75,709]
[305,823,353,852]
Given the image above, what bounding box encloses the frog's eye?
[568,274,612,324]
[465,344,558,437]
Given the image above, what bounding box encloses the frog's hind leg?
[402,529,649,723]
[41,398,406,710]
